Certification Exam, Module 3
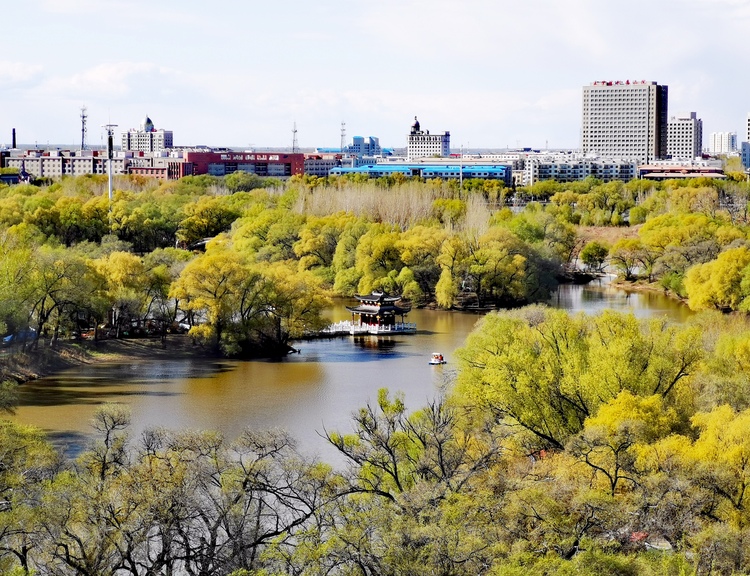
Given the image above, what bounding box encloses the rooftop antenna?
[80,105,88,150]
[292,121,298,153]
[340,121,346,153]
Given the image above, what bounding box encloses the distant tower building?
[667,112,702,160]
[746,113,750,143]
[407,116,450,159]
[347,136,382,157]
[710,132,737,155]
[121,115,174,153]
[581,80,668,163]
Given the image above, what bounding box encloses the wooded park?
[3,171,750,574]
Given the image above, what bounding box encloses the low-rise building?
[183,151,304,177]
[304,153,342,177]
[329,162,511,186]
[2,149,128,178]
[638,163,726,180]
[523,157,636,185]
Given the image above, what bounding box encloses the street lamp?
[102,124,118,229]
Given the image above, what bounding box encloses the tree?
[92,251,149,338]
[454,307,701,450]
[0,421,59,574]
[25,246,102,347]
[580,241,609,272]
[568,392,676,497]
[170,245,250,352]
[684,246,750,311]
[177,195,243,247]
[324,390,505,575]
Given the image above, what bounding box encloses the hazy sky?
[2,0,749,150]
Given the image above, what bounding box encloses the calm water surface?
[11,280,691,462]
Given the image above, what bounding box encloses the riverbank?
[1,335,210,385]
[609,276,689,305]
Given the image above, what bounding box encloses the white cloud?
[0,61,44,86]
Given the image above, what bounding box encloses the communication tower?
[292,122,298,153]
[340,121,346,153]
[80,106,88,150]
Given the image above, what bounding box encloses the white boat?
[429,352,446,365]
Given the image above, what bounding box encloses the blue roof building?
[329,163,511,185]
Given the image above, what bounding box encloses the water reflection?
[11,281,691,462]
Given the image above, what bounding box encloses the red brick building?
[184,151,304,177]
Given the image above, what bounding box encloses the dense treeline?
[6,309,750,574]
[4,171,750,573]
[0,173,573,356]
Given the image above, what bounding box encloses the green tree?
[580,241,609,272]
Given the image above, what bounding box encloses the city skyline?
[2,0,750,150]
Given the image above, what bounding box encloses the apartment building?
[581,80,668,163]
[710,131,737,154]
[667,112,702,160]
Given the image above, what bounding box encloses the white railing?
[320,321,417,336]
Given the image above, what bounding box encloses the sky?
[2,0,749,151]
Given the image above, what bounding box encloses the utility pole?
[459,144,463,195]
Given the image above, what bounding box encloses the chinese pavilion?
[345,292,415,335]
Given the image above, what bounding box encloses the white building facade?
[710,131,737,154]
[406,117,450,159]
[4,150,128,178]
[581,80,668,163]
[522,156,636,186]
[122,116,174,153]
[667,112,702,160]
[347,136,381,157]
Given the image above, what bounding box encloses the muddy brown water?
[10,280,691,463]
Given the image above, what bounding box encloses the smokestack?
[11,128,16,149]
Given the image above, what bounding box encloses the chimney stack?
[11,128,16,149]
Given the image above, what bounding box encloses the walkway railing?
[320,321,417,336]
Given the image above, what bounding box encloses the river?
[10,279,691,462]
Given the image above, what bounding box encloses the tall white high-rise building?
[122,116,174,153]
[710,132,737,155]
[407,117,450,159]
[581,80,668,163]
[667,112,702,160]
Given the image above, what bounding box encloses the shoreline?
[1,278,690,387]
[609,276,689,305]
[1,335,211,385]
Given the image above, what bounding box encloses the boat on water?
[429,352,446,365]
